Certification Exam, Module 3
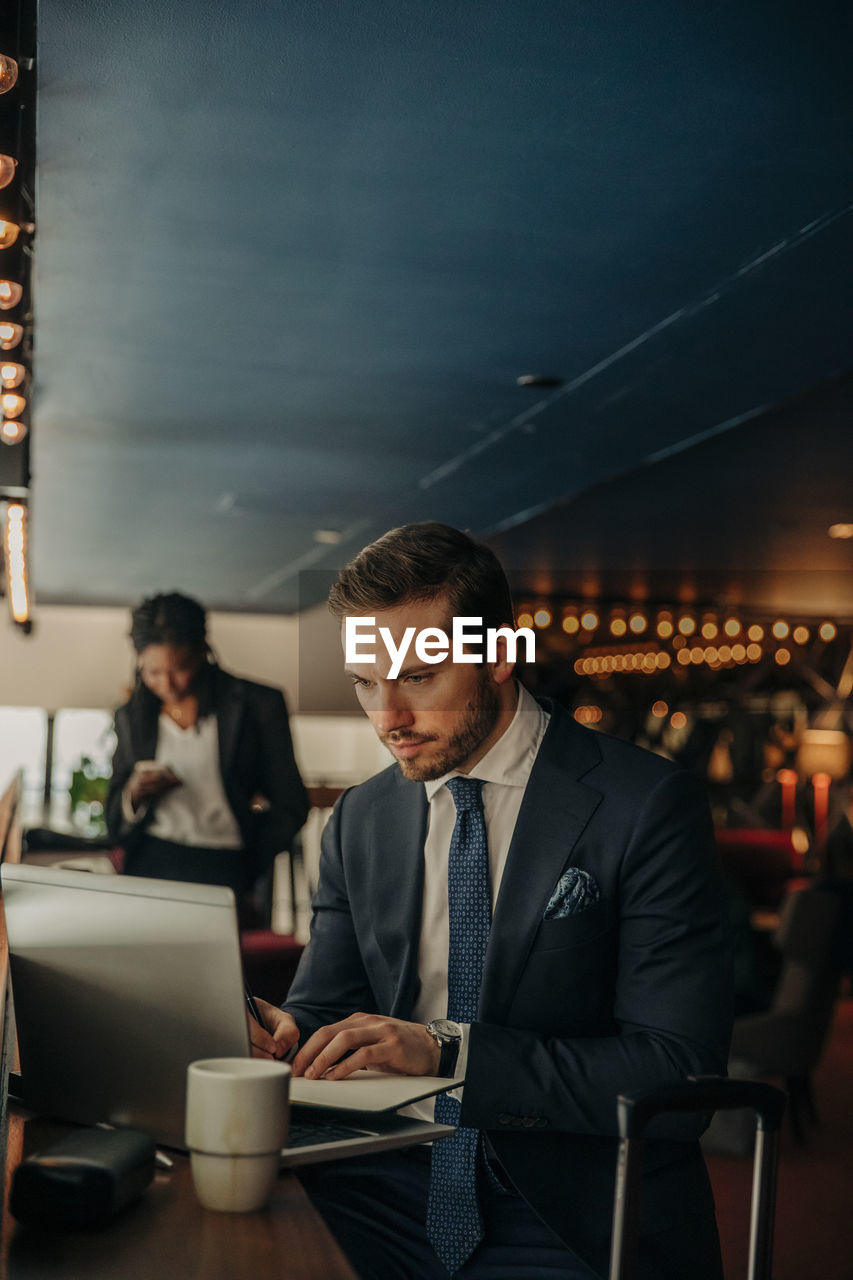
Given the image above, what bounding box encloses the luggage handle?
[617,1075,787,1138]
[609,1075,786,1280]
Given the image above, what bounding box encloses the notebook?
[1,864,455,1162]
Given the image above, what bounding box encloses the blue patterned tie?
[426,776,491,1274]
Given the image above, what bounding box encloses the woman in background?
[106,592,309,907]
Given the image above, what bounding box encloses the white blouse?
[127,714,243,850]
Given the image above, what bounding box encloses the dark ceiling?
[27,0,853,613]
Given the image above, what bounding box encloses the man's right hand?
[249,1000,300,1061]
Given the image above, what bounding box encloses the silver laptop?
[1,864,452,1162]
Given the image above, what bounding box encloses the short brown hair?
[328,522,515,632]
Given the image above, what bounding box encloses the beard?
[385,670,502,782]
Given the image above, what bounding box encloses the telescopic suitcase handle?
[609,1076,786,1280]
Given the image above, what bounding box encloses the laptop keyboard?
[285,1119,372,1149]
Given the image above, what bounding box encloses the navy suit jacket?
[284,699,732,1276]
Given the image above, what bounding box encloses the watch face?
[430,1019,462,1041]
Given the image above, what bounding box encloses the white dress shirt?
[408,682,549,1117]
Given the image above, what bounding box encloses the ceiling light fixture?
[0,417,26,444]
[3,501,30,625]
[0,54,18,94]
[0,280,23,309]
[1,390,24,416]
[0,361,24,387]
[0,321,22,349]
[0,220,21,249]
[0,156,17,189]
[516,374,565,388]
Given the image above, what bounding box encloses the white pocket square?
[544,867,601,919]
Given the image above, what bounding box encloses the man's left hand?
[291,1012,441,1080]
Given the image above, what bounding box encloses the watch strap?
[438,1035,460,1078]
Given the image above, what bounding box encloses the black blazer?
[284,699,732,1278]
[106,666,310,881]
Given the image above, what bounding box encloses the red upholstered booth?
[715,828,804,910]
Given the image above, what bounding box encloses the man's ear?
[488,633,516,685]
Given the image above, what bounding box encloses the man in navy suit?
[252,522,732,1279]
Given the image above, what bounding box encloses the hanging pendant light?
[0,55,18,94]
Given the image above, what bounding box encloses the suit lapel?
[362,774,428,1017]
[129,690,159,760]
[480,706,604,1021]
[215,672,244,779]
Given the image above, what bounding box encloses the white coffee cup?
[186,1057,290,1212]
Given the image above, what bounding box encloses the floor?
[706,995,853,1280]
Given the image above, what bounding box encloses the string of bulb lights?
[0,4,35,630]
[515,602,842,679]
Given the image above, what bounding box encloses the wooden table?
[0,1113,357,1280]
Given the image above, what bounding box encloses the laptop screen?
[2,864,251,1147]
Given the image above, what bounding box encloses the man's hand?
[249,999,300,1061]
[291,1013,441,1080]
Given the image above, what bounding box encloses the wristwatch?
[426,1018,463,1077]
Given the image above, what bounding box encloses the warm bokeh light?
[533,608,552,628]
[819,622,837,642]
[0,361,24,387]
[651,700,668,718]
[628,613,647,634]
[562,613,579,634]
[772,620,789,639]
[517,611,533,630]
[746,643,762,661]
[580,610,599,630]
[0,280,23,309]
[0,220,20,249]
[792,626,809,645]
[718,645,732,663]
[791,828,810,856]
[690,646,703,663]
[775,648,791,666]
[0,321,22,349]
[0,418,26,444]
[678,616,696,636]
[610,616,627,636]
[670,712,687,730]
[828,523,853,539]
[656,618,673,639]
[4,501,29,623]
[676,649,690,665]
[723,618,741,636]
[0,390,24,416]
[0,54,18,94]
[0,156,16,190]
[703,647,719,664]
[748,624,764,642]
[731,644,746,662]
[656,652,671,669]
[574,705,603,725]
[701,621,718,640]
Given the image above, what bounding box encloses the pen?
[244,984,298,1062]
[244,984,267,1032]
